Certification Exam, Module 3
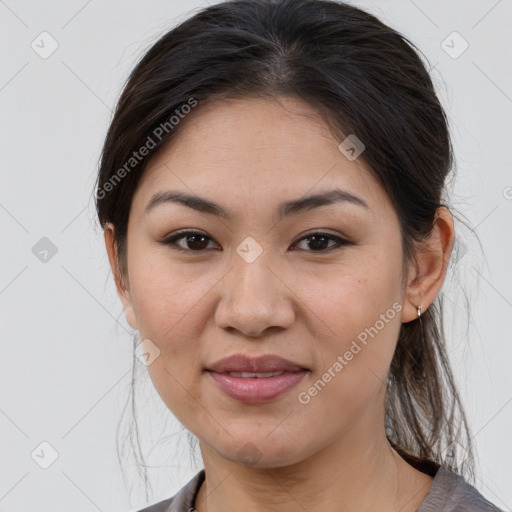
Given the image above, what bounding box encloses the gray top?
[136,467,503,512]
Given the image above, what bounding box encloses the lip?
[206,354,308,373]
[205,354,309,403]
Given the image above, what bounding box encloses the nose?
[214,251,296,338]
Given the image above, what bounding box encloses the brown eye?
[292,232,351,252]
[161,230,351,254]
[162,231,219,252]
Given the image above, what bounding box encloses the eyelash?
[161,230,352,254]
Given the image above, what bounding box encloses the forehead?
[132,96,391,218]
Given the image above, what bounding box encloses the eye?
[161,230,219,252]
[161,230,351,253]
[292,232,351,252]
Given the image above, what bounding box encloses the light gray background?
[1,0,511,511]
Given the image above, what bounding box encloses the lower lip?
[208,371,308,403]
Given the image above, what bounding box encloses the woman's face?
[113,96,415,467]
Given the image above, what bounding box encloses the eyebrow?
[144,188,370,219]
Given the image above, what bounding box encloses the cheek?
[294,286,401,437]
[126,255,213,404]
[297,248,402,338]
[128,250,214,340]
[297,249,403,392]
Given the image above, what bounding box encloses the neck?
[194,422,433,512]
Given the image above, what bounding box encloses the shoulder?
[134,470,205,512]
[417,467,503,512]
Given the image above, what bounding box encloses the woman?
[95,0,503,510]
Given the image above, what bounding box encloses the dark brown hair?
[95,0,475,495]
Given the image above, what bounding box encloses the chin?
[205,430,310,469]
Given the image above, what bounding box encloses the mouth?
[220,371,289,378]
[206,353,309,373]
[205,353,310,403]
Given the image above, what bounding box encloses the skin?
[104,95,455,512]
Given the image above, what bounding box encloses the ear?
[104,223,138,330]
[401,207,455,323]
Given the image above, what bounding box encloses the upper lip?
[206,354,308,373]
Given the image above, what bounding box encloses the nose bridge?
[233,246,274,300]
[215,239,295,336]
